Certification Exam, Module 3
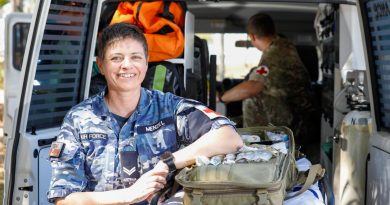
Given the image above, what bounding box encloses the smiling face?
[97,37,148,93]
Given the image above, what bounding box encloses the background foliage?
[0,0,8,7]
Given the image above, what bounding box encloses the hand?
[146,161,170,203]
[127,162,169,203]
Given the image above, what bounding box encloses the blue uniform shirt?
[47,88,235,202]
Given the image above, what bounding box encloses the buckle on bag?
[255,189,269,205]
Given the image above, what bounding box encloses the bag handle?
[285,164,325,199]
[191,189,270,205]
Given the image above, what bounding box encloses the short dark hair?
[247,13,276,38]
[97,22,148,59]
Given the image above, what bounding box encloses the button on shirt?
[47,88,234,202]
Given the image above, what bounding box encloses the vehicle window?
[26,0,92,132]
[12,22,30,70]
[361,0,390,130]
[197,33,261,81]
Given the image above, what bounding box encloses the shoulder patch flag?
[256,65,269,76]
[49,142,65,158]
[195,105,222,120]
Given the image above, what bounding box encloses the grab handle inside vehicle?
[38,137,57,147]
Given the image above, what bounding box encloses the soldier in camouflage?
[221,13,315,146]
[47,23,243,205]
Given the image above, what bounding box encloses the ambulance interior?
[182,1,389,205]
[181,1,378,204]
[185,1,335,204]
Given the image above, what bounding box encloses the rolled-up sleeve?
[47,114,87,203]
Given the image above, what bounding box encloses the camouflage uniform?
[47,87,234,203]
[243,36,315,144]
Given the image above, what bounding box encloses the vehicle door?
[359,0,390,204]
[3,0,100,204]
[3,12,31,143]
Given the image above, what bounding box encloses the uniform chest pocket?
[136,119,178,156]
[80,133,110,158]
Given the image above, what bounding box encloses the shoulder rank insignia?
[49,142,65,158]
[256,65,269,76]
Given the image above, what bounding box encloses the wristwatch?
[160,151,176,172]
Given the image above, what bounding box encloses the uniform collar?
[92,87,110,118]
[137,88,153,117]
[264,36,280,53]
[92,87,153,119]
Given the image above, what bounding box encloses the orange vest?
[110,1,186,62]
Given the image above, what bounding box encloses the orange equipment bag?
[110,1,186,62]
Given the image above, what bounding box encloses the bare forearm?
[222,87,252,103]
[55,187,147,205]
[172,126,243,168]
[221,80,263,103]
[55,188,137,205]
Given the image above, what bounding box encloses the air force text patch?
[49,142,65,158]
[79,133,108,140]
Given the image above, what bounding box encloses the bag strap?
[152,64,167,91]
[161,1,174,22]
[255,189,269,205]
[135,1,143,27]
[192,189,204,205]
[285,164,325,199]
[150,169,182,205]
[174,64,186,97]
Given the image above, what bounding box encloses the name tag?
[137,117,174,133]
[79,133,108,140]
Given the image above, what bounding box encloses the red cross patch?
[49,142,65,158]
[256,65,269,76]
